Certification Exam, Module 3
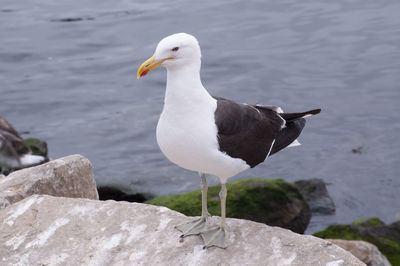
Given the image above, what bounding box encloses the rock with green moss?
[0,138,49,175]
[327,239,391,266]
[146,178,311,234]
[313,218,400,266]
[24,138,48,159]
[352,217,385,228]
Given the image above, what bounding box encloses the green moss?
[389,256,400,266]
[147,189,206,216]
[313,225,362,240]
[146,178,306,225]
[352,217,384,227]
[24,138,48,157]
[377,238,400,265]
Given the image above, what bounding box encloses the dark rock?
[51,17,95,22]
[97,185,151,203]
[146,178,311,234]
[0,168,10,176]
[352,146,367,154]
[313,217,400,265]
[294,178,335,215]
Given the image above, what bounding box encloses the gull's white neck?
[164,62,213,111]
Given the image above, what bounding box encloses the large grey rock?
[0,154,98,209]
[0,195,364,266]
[295,178,336,215]
[327,239,391,266]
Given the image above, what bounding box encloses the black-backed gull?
[137,33,321,249]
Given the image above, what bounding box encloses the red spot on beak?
[140,70,149,77]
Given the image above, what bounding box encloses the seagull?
[137,33,321,249]
[0,117,46,172]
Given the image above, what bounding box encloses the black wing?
[214,97,321,168]
[214,97,284,167]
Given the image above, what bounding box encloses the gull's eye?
[171,47,179,52]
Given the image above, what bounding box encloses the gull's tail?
[270,108,321,155]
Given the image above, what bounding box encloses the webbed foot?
[175,216,208,237]
[200,226,229,249]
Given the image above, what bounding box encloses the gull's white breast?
[156,97,249,180]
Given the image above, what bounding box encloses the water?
[1,0,399,233]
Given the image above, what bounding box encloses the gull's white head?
[137,33,201,78]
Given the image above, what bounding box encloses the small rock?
[327,239,391,266]
[352,146,367,154]
[0,195,364,265]
[314,218,400,265]
[0,154,98,209]
[51,17,95,22]
[146,178,311,234]
[294,178,335,215]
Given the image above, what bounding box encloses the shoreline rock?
[0,195,364,266]
[327,239,391,266]
[314,218,400,265]
[0,137,49,175]
[294,178,335,215]
[23,138,49,160]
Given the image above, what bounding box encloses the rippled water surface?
[1,0,399,232]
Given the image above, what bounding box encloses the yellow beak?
[137,55,174,79]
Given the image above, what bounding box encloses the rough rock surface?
[0,195,364,266]
[294,178,335,215]
[314,218,400,265]
[0,154,98,209]
[327,239,391,266]
[147,178,311,234]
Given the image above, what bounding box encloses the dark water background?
[1,0,399,233]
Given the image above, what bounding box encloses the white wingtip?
[288,139,301,147]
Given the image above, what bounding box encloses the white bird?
[137,33,320,248]
[0,117,46,172]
